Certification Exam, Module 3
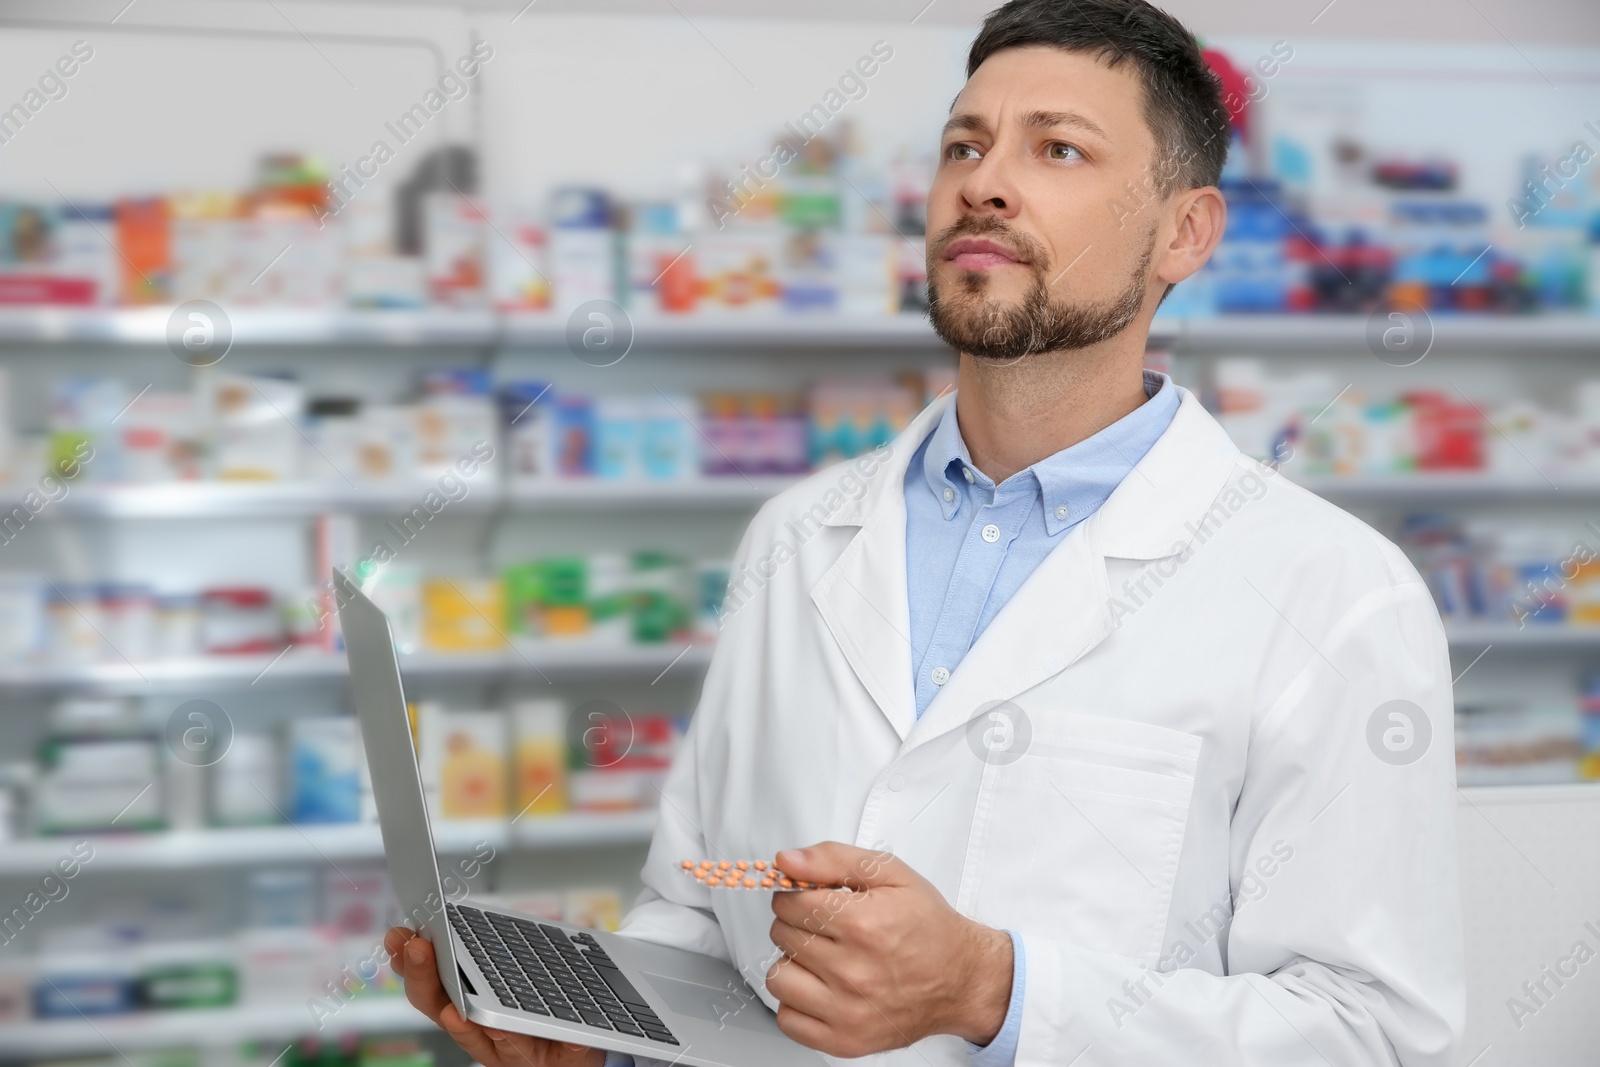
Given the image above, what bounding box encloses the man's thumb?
[775,841,902,889]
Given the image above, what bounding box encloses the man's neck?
[953,326,1153,484]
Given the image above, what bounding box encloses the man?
[388,1,1465,1063]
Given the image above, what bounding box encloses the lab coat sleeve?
[1012,579,1464,1066]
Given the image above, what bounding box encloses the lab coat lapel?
[809,394,953,741]
[905,521,1114,752]
[901,388,1244,752]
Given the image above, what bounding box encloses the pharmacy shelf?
[1445,624,1600,649]
[0,997,430,1058]
[0,811,657,878]
[1295,473,1583,502]
[1,477,797,519]
[0,306,496,347]
[1164,313,1600,352]
[503,310,947,348]
[1458,782,1600,805]
[0,306,1595,351]
[0,644,715,691]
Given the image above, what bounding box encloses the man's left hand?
[765,841,1013,1058]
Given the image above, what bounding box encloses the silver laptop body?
[335,569,823,1067]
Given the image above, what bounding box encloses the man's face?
[926,46,1164,361]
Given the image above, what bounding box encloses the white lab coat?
[619,388,1465,1066]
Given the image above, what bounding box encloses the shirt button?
[981,523,1000,543]
[943,486,955,503]
[931,666,950,686]
[963,467,975,484]
[1055,504,1069,520]
[887,774,905,792]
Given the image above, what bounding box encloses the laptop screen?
[335,568,467,1009]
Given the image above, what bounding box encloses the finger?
[397,934,457,1023]
[385,927,413,970]
[481,1028,563,1067]
[775,841,905,890]
[769,917,846,967]
[771,885,855,939]
[765,955,837,1022]
[437,1000,509,1067]
[774,1000,841,1055]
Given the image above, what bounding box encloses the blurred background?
[0,0,1597,1064]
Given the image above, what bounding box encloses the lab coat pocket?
[958,713,1200,965]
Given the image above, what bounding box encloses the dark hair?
[966,0,1229,195]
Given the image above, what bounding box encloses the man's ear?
[1153,186,1227,288]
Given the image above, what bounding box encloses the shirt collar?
[920,370,1179,535]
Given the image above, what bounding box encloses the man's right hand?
[385,926,605,1067]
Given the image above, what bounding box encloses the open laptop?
[335,569,824,1067]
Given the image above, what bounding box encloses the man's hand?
[384,927,604,1067]
[765,842,1013,1058]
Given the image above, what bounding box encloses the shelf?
[0,307,496,347]
[0,644,715,691]
[1457,782,1600,805]
[0,997,429,1057]
[1161,313,1600,352]
[1,477,797,519]
[502,310,945,348]
[0,307,1593,351]
[1294,472,1586,502]
[1444,624,1600,648]
[0,811,656,877]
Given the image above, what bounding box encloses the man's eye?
[947,143,981,161]
[1047,142,1084,161]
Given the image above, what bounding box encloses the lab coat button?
[887,774,905,791]
[981,523,1000,543]
[931,666,950,685]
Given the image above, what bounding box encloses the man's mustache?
[929,216,1047,269]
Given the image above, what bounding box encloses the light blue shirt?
[603,372,1177,1067]
[905,371,1178,1066]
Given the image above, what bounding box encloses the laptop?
[335,569,824,1067]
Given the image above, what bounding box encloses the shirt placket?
[915,480,1034,714]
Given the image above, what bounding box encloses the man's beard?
[926,217,1154,362]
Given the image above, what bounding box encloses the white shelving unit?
[0,645,714,691]
[0,306,1594,352]
[0,811,657,876]
[0,999,431,1058]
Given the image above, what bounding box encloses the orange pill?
[699,861,712,870]
[707,876,722,886]
[717,861,732,871]
[743,877,756,888]
[753,861,767,871]
[681,860,694,869]
[735,860,750,871]
[760,877,775,888]
[779,877,793,888]
[693,869,707,879]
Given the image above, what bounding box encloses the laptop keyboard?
[448,904,679,1046]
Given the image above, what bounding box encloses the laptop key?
[590,963,651,1008]
[549,1004,581,1022]
[578,1010,612,1029]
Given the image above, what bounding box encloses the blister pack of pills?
[679,859,848,892]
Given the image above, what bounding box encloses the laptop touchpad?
[643,973,771,1033]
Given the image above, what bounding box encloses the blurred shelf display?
[0,477,804,518]
[22,472,1600,522]
[0,999,431,1057]
[0,645,714,690]
[1,305,1599,350]
[1445,624,1600,648]
[0,306,498,347]
[0,812,657,877]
